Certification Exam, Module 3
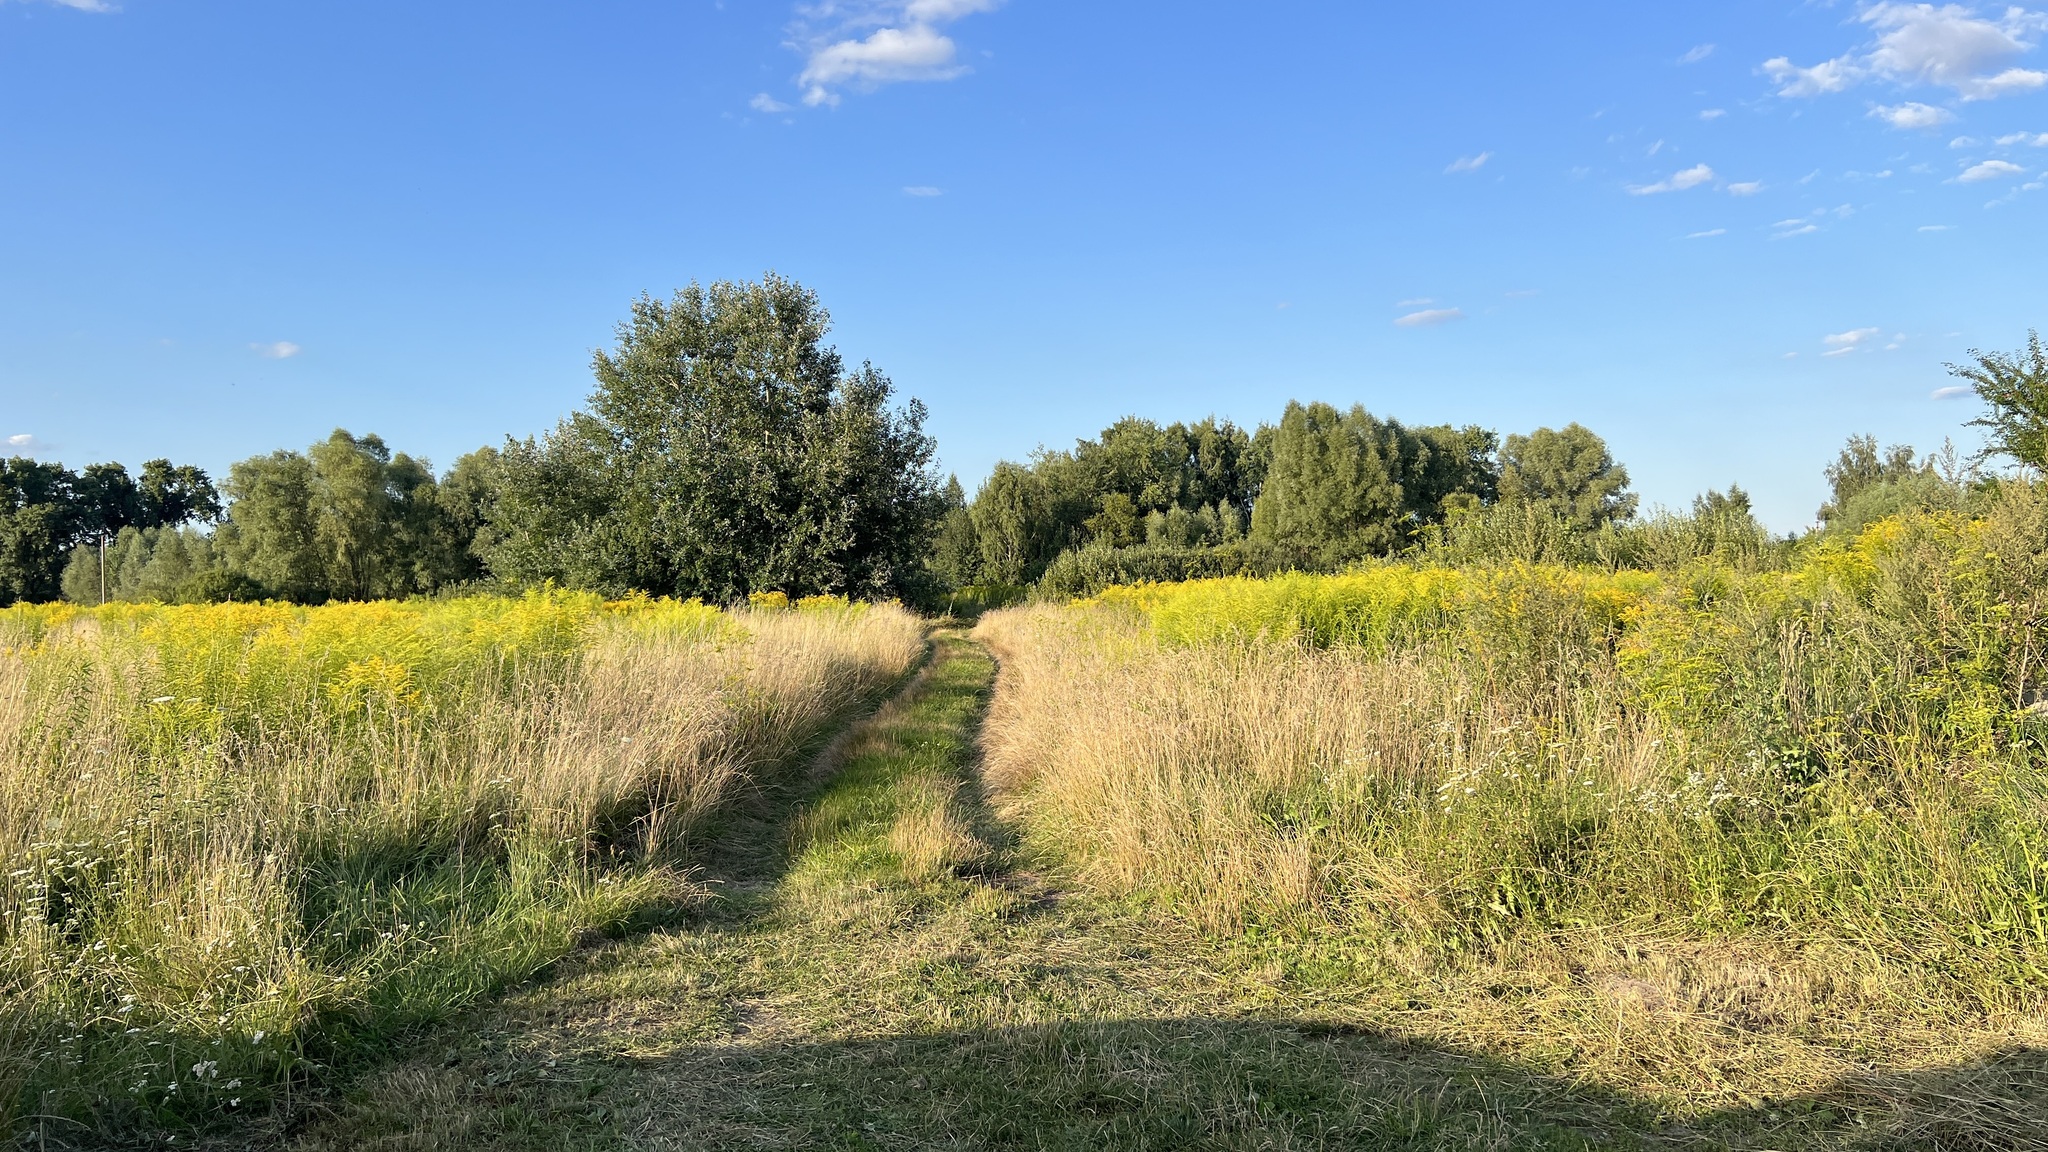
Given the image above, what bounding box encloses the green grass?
[176,627,2042,1152]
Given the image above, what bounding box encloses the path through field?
[281,627,2033,1152]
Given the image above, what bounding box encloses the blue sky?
[4,1,2046,529]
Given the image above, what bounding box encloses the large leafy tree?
[1951,331,2048,471]
[1249,402,1497,560]
[488,275,944,601]
[218,430,471,602]
[969,462,1056,585]
[1496,424,1636,530]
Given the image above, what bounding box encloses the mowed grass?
[0,592,925,1142]
[271,625,2039,1151]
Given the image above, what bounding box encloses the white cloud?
[1959,157,2027,179]
[801,24,964,104]
[1444,152,1491,174]
[902,185,944,196]
[1951,134,1982,146]
[20,0,116,10]
[1627,163,1716,194]
[1763,54,1864,96]
[1680,43,1717,64]
[789,0,1002,107]
[1767,4,2048,103]
[1870,100,1956,128]
[1725,180,1764,195]
[750,93,794,113]
[1393,308,1465,328]
[902,0,999,19]
[1396,297,1435,307]
[1824,327,1882,351]
[251,341,302,359]
[1920,222,1957,229]
[5,433,40,449]
[1700,108,1727,120]
[1687,228,1728,238]
[1997,130,2048,144]
[1774,222,1821,238]
[1647,139,1666,157]
[1932,384,1974,398]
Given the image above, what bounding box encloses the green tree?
[1245,403,1499,561]
[137,459,222,527]
[74,463,140,534]
[1950,330,2048,471]
[929,475,983,588]
[1818,435,1922,524]
[218,451,326,602]
[1497,424,1636,530]
[970,462,1057,584]
[489,275,943,600]
[0,505,71,605]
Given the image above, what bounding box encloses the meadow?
[0,591,923,1134]
[974,491,2048,1140]
[8,489,2048,1149]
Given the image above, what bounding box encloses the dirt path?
[281,627,1945,1152]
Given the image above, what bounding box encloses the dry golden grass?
[0,595,923,1131]
[973,601,2048,1119]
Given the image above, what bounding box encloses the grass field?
[0,592,923,1140]
[8,497,2048,1149]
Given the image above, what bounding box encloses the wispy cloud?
[1699,108,1727,120]
[1774,221,1821,238]
[16,0,117,11]
[1920,222,1957,230]
[1932,384,1974,399]
[1394,308,1465,328]
[250,341,302,359]
[3,433,54,453]
[1395,297,1435,307]
[750,93,794,114]
[1679,43,1716,65]
[1869,100,1955,129]
[786,0,1003,108]
[1725,180,1764,196]
[1959,158,2028,180]
[1823,327,1882,355]
[902,185,944,196]
[1444,152,1491,174]
[1687,228,1728,238]
[1997,130,2048,145]
[1627,163,1715,195]
[1764,3,2048,103]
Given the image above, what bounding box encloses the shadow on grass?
[296,1013,2048,1151]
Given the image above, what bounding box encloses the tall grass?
[976,490,2048,1101]
[0,591,922,1133]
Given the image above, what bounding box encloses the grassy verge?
[264,627,2045,1152]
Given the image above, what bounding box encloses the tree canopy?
[486,275,944,602]
[1497,424,1636,530]
[1,457,220,607]
[1951,330,2048,472]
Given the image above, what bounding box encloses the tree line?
[3,276,2043,610]
[934,408,1636,590]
